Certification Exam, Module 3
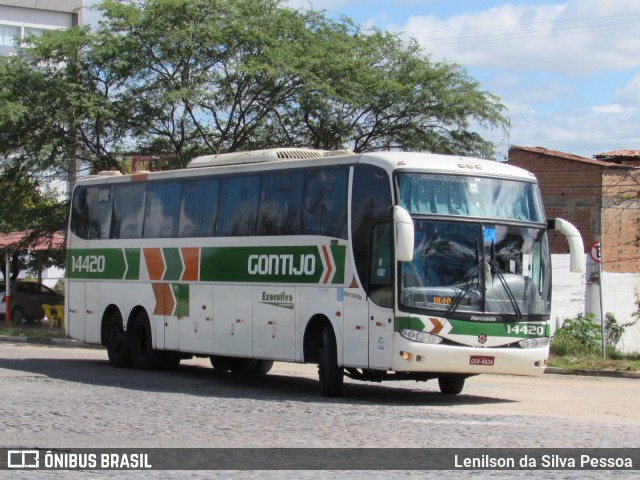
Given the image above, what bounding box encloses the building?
[0,0,82,57]
[509,145,640,352]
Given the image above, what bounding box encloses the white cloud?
[392,0,640,75]
[616,73,640,105]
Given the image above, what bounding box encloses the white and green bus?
[66,148,583,396]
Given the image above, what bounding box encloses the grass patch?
[0,323,69,339]
[548,353,640,372]
[549,336,640,371]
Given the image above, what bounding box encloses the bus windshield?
[397,173,544,223]
[400,220,551,320]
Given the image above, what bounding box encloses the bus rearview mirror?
[393,206,414,262]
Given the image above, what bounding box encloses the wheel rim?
[109,326,124,354]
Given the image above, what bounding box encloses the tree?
[0,163,67,280]
[0,0,508,266]
[1,0,507,174]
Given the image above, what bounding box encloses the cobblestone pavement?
[0,343,638,479]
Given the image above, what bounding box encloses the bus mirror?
[393,206,414,262]
[550,218,584,273]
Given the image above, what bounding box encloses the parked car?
[0,280,64,325]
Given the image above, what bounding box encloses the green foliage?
[0,0,508,176]
[549,335,598,356]
[0,0,509,270]
[604,313,625,348]
[551,312,628,357]
[554,313,602,351]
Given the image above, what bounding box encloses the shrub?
[550,335,597,356]
[553,313,602,351]
[551,312,628,357]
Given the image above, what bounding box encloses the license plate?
[470,355,495,366]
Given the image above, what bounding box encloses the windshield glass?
[397,173,544,223]
[400,220,551,320]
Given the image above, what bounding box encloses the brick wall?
[508,147,640,273]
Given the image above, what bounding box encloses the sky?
[84,0,640,161]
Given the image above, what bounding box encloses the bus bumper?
[392,334,549,377]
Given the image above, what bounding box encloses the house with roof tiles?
[508,146,640,352]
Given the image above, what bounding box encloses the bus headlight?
[400,329,443,345]
[518,337,550,349]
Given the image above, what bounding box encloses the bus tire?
[438,375,465,395]
[163,351,181,370]
[209,355,229,372]
[227,357,259,374]
[105,311,131,368]
[319,326,343,397]
[130,311,164,370]
[253,360,274,374]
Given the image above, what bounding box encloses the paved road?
[0,342,638,478]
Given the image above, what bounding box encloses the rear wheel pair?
[106,310,166,370]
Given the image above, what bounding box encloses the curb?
[0,335,103,349]
[544,366,640,380]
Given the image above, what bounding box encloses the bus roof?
[79,148,537,185]
[360,151,537,182]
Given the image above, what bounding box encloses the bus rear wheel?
[253,360,274,374]
[130,311,164,370]
[318,326,343,397]
[105,311,131,368]
[438,375,466,395]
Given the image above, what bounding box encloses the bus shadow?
[0,354,515,407]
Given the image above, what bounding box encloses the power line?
[421,20,640,45]
[418,12,640,35]
[422,24,640,46]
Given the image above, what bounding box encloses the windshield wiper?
[489,241,522,321]
[445,242,480,318]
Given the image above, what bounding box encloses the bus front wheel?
[130,311,164,370]
[438,375,466,395]
[318,326,343,397]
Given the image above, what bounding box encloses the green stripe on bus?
[163,248,183,281]
[68,244,346,285]
[447,319,550,337]
[124,248,140,280]
[394,316,426,332]
[200,245,346,284]
[67,249,127,279]
[172,283,189,317]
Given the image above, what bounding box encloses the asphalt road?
[0,342,638,478]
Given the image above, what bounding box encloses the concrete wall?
[552,254,640,353]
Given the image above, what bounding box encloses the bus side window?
[71,186,90,239]
[351,165,392,292]
[144,181,182,238]
[302,168,348,239]
[179,178,219,237]
[258,172,303,235]
[110,184,146,239]
[217,175,260,236]
[369,222,393,308]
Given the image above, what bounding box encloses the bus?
[66,148,584,397]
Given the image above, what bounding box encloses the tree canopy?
[0,0,507,267]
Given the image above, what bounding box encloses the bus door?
[212,285,253,357]
[253,286,296,361]
[66,281,85,341]
[368,222,394,369]
[84,282,99,343]
[67,281,99,343]
[178,284,214,354]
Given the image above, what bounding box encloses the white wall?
[551,254,640,353]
